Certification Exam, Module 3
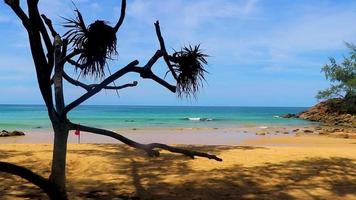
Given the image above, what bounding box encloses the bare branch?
[63,72,90,90]
[62,28,178,114]
[14,0,55,113]
[63,60,139,114]
[91,81,138,90]
[23,1,53,66]
[67,49,174,93]
[0,162,67,200]
[63,72,138,91]
[68,123,222,162]
[145,50,163,69]
[113,0,126,32]
[37,16,53,60]
[133,50,176,92]
[67,59,85,70]
[154,21,178,80]
[60,49,84,66]
[133,66,176,93]
[4,0,30,28]
[41,14,59,37]
[149,73,176,92]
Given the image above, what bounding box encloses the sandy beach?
[1,0,355,199]
[0,125,314,145]
[0,128,355,200]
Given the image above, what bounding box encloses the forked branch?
[4,0,30,28]
[154,21,178,81]
[68,122,222,161]
[132,66,176,92]
[64,48,177,114]
[63,60,139,114]
[41,14,59,37]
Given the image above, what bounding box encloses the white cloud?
[201,4,356,74]
[127,0,258,29]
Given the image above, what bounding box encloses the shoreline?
[0,124,320,145]
[1,123,354,146]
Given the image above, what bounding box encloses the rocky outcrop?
[0,130,25,137]
[293,126,356,139]
[298,100,356,127]
[282,113,298,118]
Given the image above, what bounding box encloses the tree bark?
[0,162,67,200]
[49,122,69,196]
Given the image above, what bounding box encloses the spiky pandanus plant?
[170,45,208,98]
[64,10,118,78]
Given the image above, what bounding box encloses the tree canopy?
[316,43,356,113]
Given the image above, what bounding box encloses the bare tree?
[2,0,222,199]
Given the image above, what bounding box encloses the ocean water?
[0,105,313,131]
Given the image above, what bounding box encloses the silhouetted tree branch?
[41,14,59,37]
[113,0,126,32]
[145,50,162,69]
[63,71,138,91]
[67,59,85,70]
[68,123,223,161]
[4,0,29,28]
[4,0,213,197]
[154,21,178,80]
[0,162,67,200]
[60,49,84,66]
[132,66,176,92]
[63,41,179,114]
[6,0,55,115]
[63,60,139,114]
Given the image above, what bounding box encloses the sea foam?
[186,117,213,121]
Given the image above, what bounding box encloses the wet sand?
[0,132,355,200]
[0,125,307,145]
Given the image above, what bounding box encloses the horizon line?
[0,104,310,108]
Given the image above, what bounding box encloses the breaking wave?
[185,117,214,121]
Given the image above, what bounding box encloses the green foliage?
[317,43,356,114]
[317,43,356,100]
[324,96,356,115]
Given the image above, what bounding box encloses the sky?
[0,0,356,107]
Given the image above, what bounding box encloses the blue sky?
[0,0,355,106]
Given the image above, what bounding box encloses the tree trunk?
[49,122,69,197]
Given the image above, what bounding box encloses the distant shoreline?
[0,125,318,145]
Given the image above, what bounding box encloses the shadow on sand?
[0,145,355,200]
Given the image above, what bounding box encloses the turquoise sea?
[0,105,314,131]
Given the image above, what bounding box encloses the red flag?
[75,125,80,136]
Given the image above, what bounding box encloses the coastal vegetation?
[298,44,356,127]
[1,0,220,199]
[316,43,356,114]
